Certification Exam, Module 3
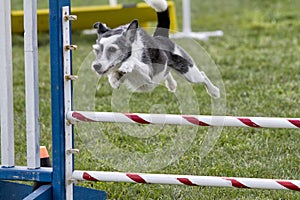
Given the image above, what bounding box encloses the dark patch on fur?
[143,48,168,77]
[111,35,132,63]
[148,48,166,65]
[142,49,151,65]
[93,22,110,35]
[102,28,125,38]
[166,52,191,74]
[153,9,170,37]
[151,36,192,74]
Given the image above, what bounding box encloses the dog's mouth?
[101,65,114,75]
[98,63,122,75]
[117,70,126,77]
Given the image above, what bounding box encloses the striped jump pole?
[72,171,300,191]
[67,111,300,129]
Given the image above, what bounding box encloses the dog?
[91,0,220,98]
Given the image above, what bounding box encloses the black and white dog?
[91,0,220,98]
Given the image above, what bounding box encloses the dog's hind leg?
[200,71,220,98]
[186,65,220,98]
[167,51,220,98]
[165,73,177,92]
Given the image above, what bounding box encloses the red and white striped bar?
[67,111,300,129]
[72,171,300,191]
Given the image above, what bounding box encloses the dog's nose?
[93,63,102,71]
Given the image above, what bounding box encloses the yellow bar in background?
[11,1,177,33]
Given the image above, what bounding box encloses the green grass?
[9,0,300,199]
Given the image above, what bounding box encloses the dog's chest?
[121,59,168,92]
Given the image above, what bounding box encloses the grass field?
[9,0,300,199]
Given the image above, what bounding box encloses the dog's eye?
[107,46,117,53]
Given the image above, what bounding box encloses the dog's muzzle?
[92,62,122,75]
[92,63,114,75]
[93,63,102,72]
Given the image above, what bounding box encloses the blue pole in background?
[49,0,71,199]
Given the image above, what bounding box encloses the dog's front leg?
[108,71,123,89]
[118,61,134,73]
[165,73,177,92]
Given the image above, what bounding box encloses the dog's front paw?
[108,73,121,89]
[109,78,120,89]
[119,62,133,73]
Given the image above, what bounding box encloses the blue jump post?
[49,0,106,199]
[49,0,70,199]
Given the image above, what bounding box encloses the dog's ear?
[93,22,109,35]
[124,20,139,43]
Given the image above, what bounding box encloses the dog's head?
[91,20,139,75]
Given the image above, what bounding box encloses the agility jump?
[0,0,299,199]
[62,0,300,197]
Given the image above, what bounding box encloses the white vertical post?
[0,0,15,167]
[171,0,223,40]
[24,0,40,169]
[63,6,77,200]
[109,0,118,6]
[182,0,191,34]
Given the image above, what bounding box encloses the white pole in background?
[109,0,118,6]
[172,0,223,40]
[24,0,40,169]
[182,0,191,34]
[0,0,15,167]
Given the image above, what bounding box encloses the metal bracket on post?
[64,45,78,51]
[66,149,80,155]
[65,75,78,81]
[62,6,77,200]
[64,15,77,21]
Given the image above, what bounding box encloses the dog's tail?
[144,0,168,12]
[144,0,170,37]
